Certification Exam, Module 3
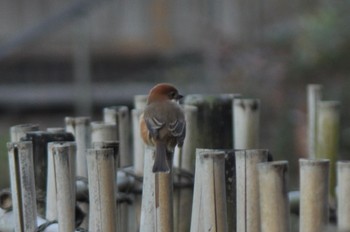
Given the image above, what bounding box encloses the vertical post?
[258,161,290,232]
[132,109,145,176]
[8,141,37,232]
[87,148,117,232]
[316,101,339,201]
[103,106,131,167]
[65,116,91,178]
[233,98,260,149]
[299,159,329,232]
[91,121,118,143]
[140,146,156,232]
[307,84,322,158]
[173,105,197,232]
[52,142,76,232]
[337,161,350,231]
[184,94,236,149]
[224,150,236,232]
[190,149,228,232]
[235,149,269,232]
[156,172,174,232]
[46,142,58,220]
[10,124,39,142]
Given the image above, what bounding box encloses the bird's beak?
[176,94,183,100]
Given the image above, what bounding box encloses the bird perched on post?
[140,83,186,173]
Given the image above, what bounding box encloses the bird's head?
[147,83,183,104]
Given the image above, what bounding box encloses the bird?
[140,83,186,173]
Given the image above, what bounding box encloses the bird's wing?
[145,116,165,138]
[168,119,186,144]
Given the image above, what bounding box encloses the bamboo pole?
[156,172,174,232]
[233,98,260,149]
[10,123,40,142]
[132,109,145,176]
[337,161,350,231]
[91,121,118,143]
[7,141,37,232]
[140,146,156,232]
[307,84,322,158]
[46,142,58,220]
[87,148,117,232]
[258,161,290,232]
[65,116,91,178]
[316,101,339,202]
[235,149,269,232]
[173,105,197,232]
[52,142,76,232]
[134,95,148,110]
[184,94,236,149]
[299,159,329,232]
[103,106,131,167]
[224,150,236,232]
[190,149,228,232]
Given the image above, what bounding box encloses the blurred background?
[0,0,349,190]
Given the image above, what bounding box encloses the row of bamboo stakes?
[0,84,348,232]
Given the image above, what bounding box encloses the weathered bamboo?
[233,98,260,149]
[173,105,197,232]
[140,146,156,232]
[258,161,290,232]
[8,141,37,232]
[184,94,236,149]
[87,148,117,232]
[103,106,131,167]
[337,161,350,231]
[235,149,269,232]
[134,95,148,110]
[307,84,322,158]
[46,142,58,220]
[10,123,40,142]
[156,172,174,232]
[65,116,91,178]
[299,159,329,232]
[47,127,66,133]
[132,109,145,176]
[191,149,228,232]
[52,142,76,232]
[316,101,339,201]
[224,150,236,232]
[91,121,118,143]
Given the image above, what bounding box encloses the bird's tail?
[153,141,170,173]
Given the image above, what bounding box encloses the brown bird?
[140,83,186,172]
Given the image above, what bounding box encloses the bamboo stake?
[103,106,131,167]
[224,150,236,232]
[52,142,76,232]
[316,101,339,201]
[134,95,148,110]
[184,94,236,149]
[140,146,156,232]
[307,84,322,158]
[190,149,228,232]
[87,148,117,232]
[173,105,197,232]
[233,98,260,149]
[7,141,37,232]
[65,116,91,178]
[337,161,350,231]
[10,123,39,142]
[46,142,58,220]
[91,121,118,143]
[235,149,269,232]
[132,109,145,176]
[299,159,329,232]
[156,172,173,232]
[258,161,290,232]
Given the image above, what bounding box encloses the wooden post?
[337,161,350,231]
[173,105,197,232]
[7,141,37,232]
[103,106,131,167]
[233,98,260,149]
[134,95,148,110]
[91,121,118,143]
[52,142,76,232]
[307,84,322,158]
[184,94,236,149]
[258,161,290,232]
[65,116,91,178]
[191,149,228,232]
[316,101,339,201]
[10,123,39,142]
[132,109,145,176]
[156,172,174,232]
[235,149,269,232]
[87,148,117,232]
[299,159,329,232]
[23,131,74,215]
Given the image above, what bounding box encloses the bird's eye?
[169,91,176,99]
